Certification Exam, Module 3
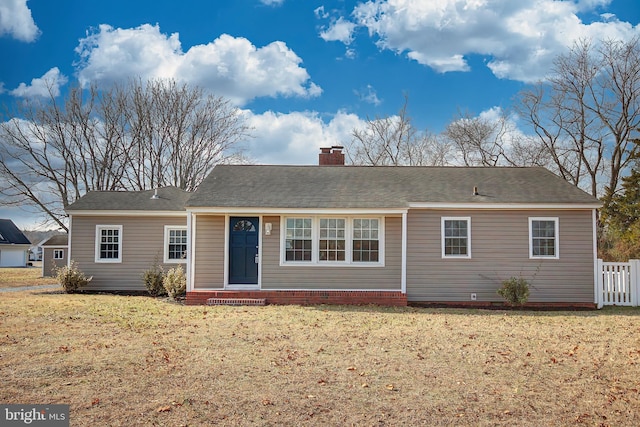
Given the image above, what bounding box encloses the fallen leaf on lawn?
[362,383,369,388]
[386,384,395,391]
[347,366,356,371]
[157,406,172,413]
[91,398,99,406]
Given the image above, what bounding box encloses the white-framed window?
[281,216,384,266]
[442,217,471,258]
[352,218,380,262]
[95,225,122,263]
[319,218,346,261]
[285,218,312,261]
[53,249,64,260]
[529,217,559,259]
[164,226,188,263]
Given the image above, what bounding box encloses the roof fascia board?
[65,210,187,216]
[408,202,602,210]
[187,207,408,215]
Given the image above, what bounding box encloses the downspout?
[67,215,73,269]
[401,211,407,295]
[187,212,194,292]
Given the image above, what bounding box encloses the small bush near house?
[163,265,186,300]
[142,263,166,297]
[55,260,92,293]
[497,276,530,306]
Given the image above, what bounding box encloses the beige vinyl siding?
[406,209,595,303]
[193,215,225,289]
[261,216,402,290]
[70,215,186,290]
[42,247,67,277]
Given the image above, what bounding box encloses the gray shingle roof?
[40,234,68,246]
[0,219,31,244]
[186,165,600,209]
[66,186,191,212]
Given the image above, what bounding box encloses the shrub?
[163,265,186,300]
[497,276,530,306]
[55,260,92,293]
[142,263,166,297]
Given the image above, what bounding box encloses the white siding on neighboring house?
[0,248,28,267]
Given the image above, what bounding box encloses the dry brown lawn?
[0,265,58,288]
[1,287,640,426]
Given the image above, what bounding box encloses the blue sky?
[1,0,639,228]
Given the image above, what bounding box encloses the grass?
[1,286,640,425]
[0,265,58,288]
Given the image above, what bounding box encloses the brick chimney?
[319,146,345,166]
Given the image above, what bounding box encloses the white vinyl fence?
[597,259,640,308]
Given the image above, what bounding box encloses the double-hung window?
[53,249,64,260]
[319,218,345,261]
[353,219,379,262]
[282,217,383,265]
[165,226,187,263]
[95,225,122,263]
[285,218,312,261]
[529,217,558,259]
[442,217,471,258]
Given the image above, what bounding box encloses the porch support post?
[187,212,194,292]
[401,211,407,295]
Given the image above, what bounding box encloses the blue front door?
[229,217,259,285]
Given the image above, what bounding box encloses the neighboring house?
[66,147,602,307]
[29,246,42,262]
[40,234,69,277]
[0,219,31,267]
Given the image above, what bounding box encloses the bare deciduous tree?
[516,37,640,203]
[346,96,452,166]
[443,109,551,168]
[0,78,251,230]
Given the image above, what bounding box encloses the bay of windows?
[283,217,382,265]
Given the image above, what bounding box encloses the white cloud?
[329,0,640,82]
[260,0,285,6]
[0,0,39,42]
[320,17,357,44]
[241,110,365,164]
[314,6,329,19]
[75,24,321,106]
[354,84,382,106]
[10,67,68,98]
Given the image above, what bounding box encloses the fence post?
[596,258,604,309]
[630,259,640,307]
